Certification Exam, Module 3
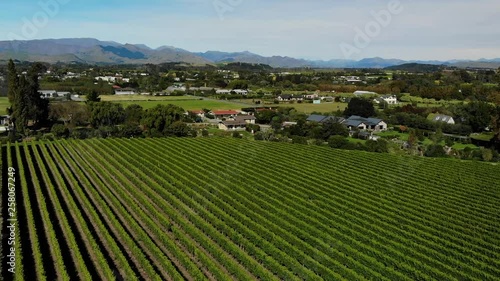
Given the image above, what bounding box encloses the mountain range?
[1,38,499,69]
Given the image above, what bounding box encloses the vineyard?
[1,138,500,280]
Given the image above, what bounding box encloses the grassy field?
[0,97,9,114]
[284,102,347,113]
[4,138,500,280]
[98,95,243,110]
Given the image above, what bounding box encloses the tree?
[25,63,49,126]
[165,121,191,137]
[320,120,349,140]
[366,139,389,153]
[141,104,187,136]
[51,124,70,138]
[124,104,144,125]
[8,61,49,135]
[86,90,101,102]
[328,135,348,148]
[49,102,90,127]
[7,59,18,106]
[408,129,417,147]
[344,97,376,118]
[88,102,125,127]
[425,144,447,157]
[455,101,495,132]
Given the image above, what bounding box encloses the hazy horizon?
[1,0,499,61]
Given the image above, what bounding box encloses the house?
[216,89,231,95]
[234,115,256,124]
[39,90,70,99]
[212,110,240,120]
[307,115,346,124]
[344,119,368,130]
[232,89,249,95]
[277,94,293,102]
[305,93,319,100]
[39,90,57,98]
[0,115,10,126]
[357,131,381,141]
[189,110,205,118]
[353,90,377,96]
[218,120,247,131]
[345,115,388,131]
[115,88,137,95]
[432,114,455,124]
[374,95,398,105]
[282,121,298,128]
[277,94,304,102]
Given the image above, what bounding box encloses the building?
[276,94,304,102]
[306,115,346,124]
[189,110,206,118]
[218,120,247,131]
[234,115,256,124]
[432,114,455,125]
[39,90,70,99]
[374,95,398,105]
[212,110,240,119]
[115,88,137,95]
[353,90,377,96]
[39,90,57,98]
[345,116,388,131]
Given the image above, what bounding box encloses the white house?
[39,90,57,98]
[216,89,231,95]
[115,88,137,95]
[354,90,377,96]
[218,120,247,131]
[384,95,398,104]
[432,114,455,125]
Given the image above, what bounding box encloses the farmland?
[2,138,500,280]
[101,95,245,111]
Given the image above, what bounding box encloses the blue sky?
[1,0,499,61]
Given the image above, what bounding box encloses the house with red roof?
[212,110,240,119]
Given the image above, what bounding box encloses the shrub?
[51,124,70,138]
[328,135,348,149]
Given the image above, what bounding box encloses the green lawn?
[112,99,244,111]
[99,95,243,111]
[286,102,347,114]
[100,95,201,102]
[0,97,9,115]
[471,133,495,141]
[452,143,479,150]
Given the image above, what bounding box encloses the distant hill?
[385,63,447,72]
[1,38,500,69]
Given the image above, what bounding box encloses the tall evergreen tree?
[25,63,49,126]
[7,59,18,115]
[7,60,49,136]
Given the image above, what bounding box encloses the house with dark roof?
[431,114,455,124]
[234,115,256,124]
[306,115,346,124]
[345,116,387,131]
[277,94,304,102]
[218,120,247,131]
